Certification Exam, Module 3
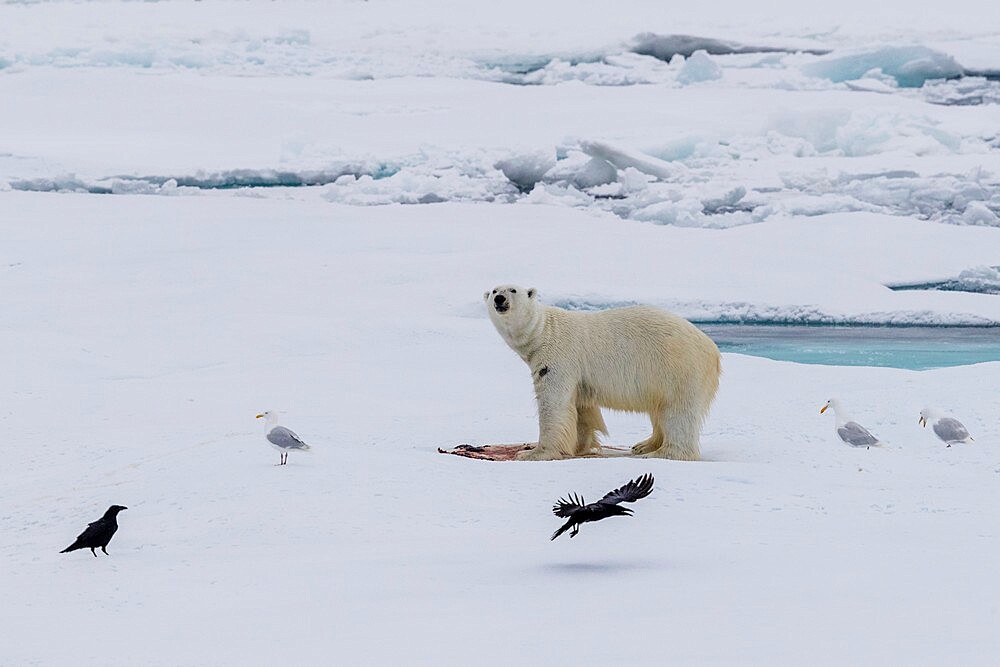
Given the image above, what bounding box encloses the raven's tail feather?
[551,520,573,541]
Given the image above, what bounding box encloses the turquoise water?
[698,325,1000,370]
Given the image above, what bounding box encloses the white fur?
[484,285,721,461]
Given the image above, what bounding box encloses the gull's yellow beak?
[919,416,926,427]
[820,404,828,414]
[255,413,265,419]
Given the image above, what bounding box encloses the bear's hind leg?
[574,403,608,456]
[644,408,702,461]
[631,413,665,456]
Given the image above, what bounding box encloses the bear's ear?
[483,291,490,301]
[527,288,537,299]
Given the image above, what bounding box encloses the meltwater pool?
[698,325,1000,370]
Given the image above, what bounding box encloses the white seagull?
[255,411,312,465]
[820,398,884,449]
[919,408,974,447]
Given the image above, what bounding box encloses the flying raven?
[60,505,128,557]
[551,473,654,540]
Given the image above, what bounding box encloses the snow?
[2,1,1000,664]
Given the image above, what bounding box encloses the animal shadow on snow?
[538,558,667,575]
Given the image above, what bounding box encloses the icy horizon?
[2,1,998,247]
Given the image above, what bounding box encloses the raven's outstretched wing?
[552,493,586,517]
[598,473,655,506]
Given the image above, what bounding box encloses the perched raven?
[551,473,654,540]
[60,505,128,557]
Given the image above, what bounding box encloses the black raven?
[60,505,128,557]
[551,473,654,540]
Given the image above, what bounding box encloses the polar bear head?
[484,284,536,315]
[484,284,541,351]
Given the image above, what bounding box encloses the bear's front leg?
[632,414,666,456]
[515,445,562,461]
[517,380,576,461]
[631,439,661,456]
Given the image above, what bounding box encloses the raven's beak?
[820,404,828,414]
[255,414,264,419]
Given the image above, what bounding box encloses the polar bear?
[484,285,720,461]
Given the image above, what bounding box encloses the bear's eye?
[510,288,517,293]
[492,289,497,294]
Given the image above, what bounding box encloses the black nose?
[494,294,507,307]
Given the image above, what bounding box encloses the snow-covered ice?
[676,50,724,85]
[801,46,965,88]
[2,1,1000,664]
